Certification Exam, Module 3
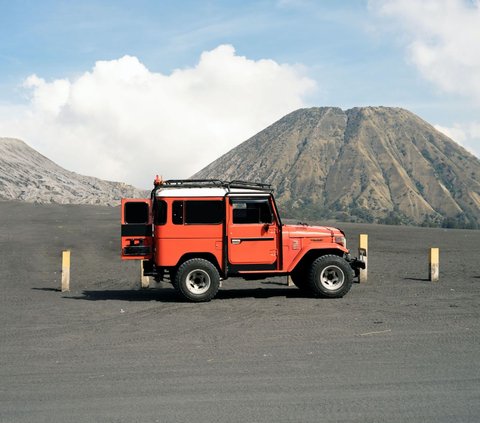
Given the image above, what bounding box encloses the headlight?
[334,236,346,248]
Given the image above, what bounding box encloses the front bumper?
[346,254,366,277]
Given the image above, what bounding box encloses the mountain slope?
[193,107,480,227]
[0,138,146,206]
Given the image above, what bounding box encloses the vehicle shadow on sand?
[33,287,62,292]
[63,286,308,303]
[403,277,431,282]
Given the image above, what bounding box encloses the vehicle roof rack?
[228,180,272,192]
[163,179,225,188]
[158,179,273,192]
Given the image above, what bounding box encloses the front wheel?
[174,258,220,302]
[308,255,353,298]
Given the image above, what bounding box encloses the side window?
[124,202,149,224]
[172,200,224,225]
[185,201,224,224]
[172,201,184,225]
[154,200,167,225]
[232,199,273,224]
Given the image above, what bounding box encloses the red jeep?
[121,178,364,302]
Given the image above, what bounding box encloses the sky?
[0,0,479,188]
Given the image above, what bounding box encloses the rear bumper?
[123,246,152,256]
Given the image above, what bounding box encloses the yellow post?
[429,248,439,282]
[140,260,150,289]
[61,250,70,292]
[359,234,368,283]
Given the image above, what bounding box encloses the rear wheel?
[308,255,353,298]
[174,258,220,302]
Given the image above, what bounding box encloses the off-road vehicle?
[121,177,364,302]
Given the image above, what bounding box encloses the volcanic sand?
[1,201,479,422]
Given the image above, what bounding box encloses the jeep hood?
[282,224,344,238]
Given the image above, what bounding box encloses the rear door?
[121,199,153,260]
[227,197,279,271]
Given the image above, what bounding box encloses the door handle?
[231,239,241,245]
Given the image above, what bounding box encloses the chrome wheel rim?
[185,269,211,295]
[319,265,345,291]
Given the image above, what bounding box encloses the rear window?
[124,202,149,224]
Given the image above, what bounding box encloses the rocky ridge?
[0,138,146,206]
[194,107,480,228]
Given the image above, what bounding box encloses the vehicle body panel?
[121,180,359,281]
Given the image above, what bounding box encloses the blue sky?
[0,0,479,187]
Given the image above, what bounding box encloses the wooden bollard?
[140,260,150,289]
[358,234,368,283]
[61,250,70,292]
[429,248,439,282]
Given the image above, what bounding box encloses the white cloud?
[0,45,316,188]
[434,124,467,143]
[369,0,480,103]
[369,0,480,159]
[435,122,480,156]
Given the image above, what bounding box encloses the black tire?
[174,258,220,302]
[308,255,353,298]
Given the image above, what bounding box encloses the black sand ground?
[1,201,479,422]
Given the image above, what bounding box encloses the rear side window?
[173,200,224,225]
[154,200,167,225]
[172,201,184,224]
[124,202,149,224]
[231,199,273,224]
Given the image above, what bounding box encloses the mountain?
[193,107,480,228]
[0,138,146,206]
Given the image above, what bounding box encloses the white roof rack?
[153,179,273,198]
